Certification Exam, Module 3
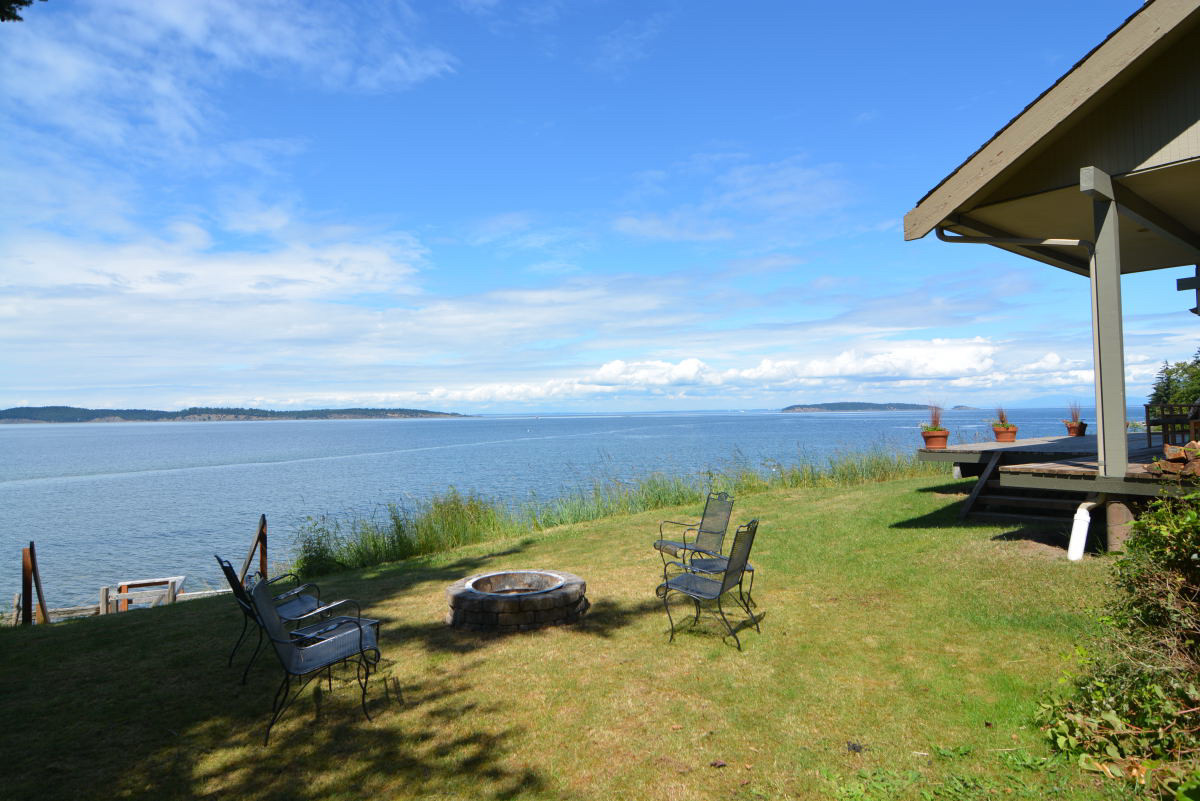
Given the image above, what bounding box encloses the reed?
[293,448,949,577]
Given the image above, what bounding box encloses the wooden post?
[29,542,49,625]
[118,582,130,613]
[1081,166,1129,478]
[99,586,111,615]
[10,593,19,627]
[20,547,32,626]
[166,580,177,605]
[239,514,268,583]
[259,515,268,579]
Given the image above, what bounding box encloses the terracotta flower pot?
[921,429,949,449]
[1065,421,1088,436]
[993,425,1018,442]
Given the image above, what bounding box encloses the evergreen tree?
[1149,350,1200,406]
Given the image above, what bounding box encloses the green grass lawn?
[0,476,1133,800]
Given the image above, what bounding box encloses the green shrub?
[1037,489,1200,795]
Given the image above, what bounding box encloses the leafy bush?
[1038,489,1200,796]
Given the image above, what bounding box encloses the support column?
[1088,191,1129,477]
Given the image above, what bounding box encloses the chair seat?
[283,618,380,676]
[654,539,721,559]
[687,557,754,576]
[664,572,722,601]
[277,592,322,621]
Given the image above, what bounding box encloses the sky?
[1,0,1196,414]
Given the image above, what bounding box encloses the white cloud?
[0,0,455,158]
[1,225,424,302]
[593,14,667,76]
[614,155,850,244]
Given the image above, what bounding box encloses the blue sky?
[1,0,1195,413]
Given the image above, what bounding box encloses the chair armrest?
[273,583,319,602]
[289,598,362,624]
[659,520,699,537]
[264,572,302,586]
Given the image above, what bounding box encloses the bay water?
[0,406,1128,606]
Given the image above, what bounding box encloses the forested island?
[782,402,933,413]
[0,406,467,424]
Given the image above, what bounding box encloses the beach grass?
[295,449,949,577]
[0,474,1134,800]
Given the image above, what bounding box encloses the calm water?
[0,406,1123,606]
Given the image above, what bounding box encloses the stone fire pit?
[446,569,588,632]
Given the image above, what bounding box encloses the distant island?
[782,402,933,413]
[0,406,468,424]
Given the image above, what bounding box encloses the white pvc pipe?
[1068,495,1105,561]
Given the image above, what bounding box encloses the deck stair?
[956,451,1086,527]
[964,481,1083,526]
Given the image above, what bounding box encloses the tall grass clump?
[295,488,521,577]
[528,472,702,530]
[294,448,950,577]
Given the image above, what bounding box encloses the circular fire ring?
[446,569,589,632]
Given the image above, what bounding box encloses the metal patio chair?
[665,545,757,608]
[215,555,322,683]
[661,519,759,650]
[249,576,382,744]
[653,491,733,587]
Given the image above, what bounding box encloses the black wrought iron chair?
[661,520,759,650]
[249,577,382,744]
[653,491,733,587]
[665,546,757,608]
[215,555,322,683]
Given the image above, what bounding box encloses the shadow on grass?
[991,526,1070,550]
[0,579,562,800]
[659,593,765,648]
[914,480,974,495]
[889,502,971,529]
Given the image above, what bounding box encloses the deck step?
[970,511,1072,526]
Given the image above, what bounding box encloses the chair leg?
[228,614,250,667]
[356,655,373,722]
[663,588,677,642]
[715,596,742,651]
[265,674,293,745]
[692,598,701,627]
[241,625,263,685]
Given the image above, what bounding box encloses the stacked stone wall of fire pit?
[446,569,588,632]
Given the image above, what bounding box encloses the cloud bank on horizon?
[1,0,1193,413]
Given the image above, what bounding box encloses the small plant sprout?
[923,404,946,432]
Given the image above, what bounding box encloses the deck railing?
[1144,403,1200,446]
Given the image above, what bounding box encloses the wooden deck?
[919,433,1170,496]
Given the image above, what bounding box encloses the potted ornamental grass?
[992,407,1018,442]
[1063,402,1088,436]
[920,404,949,449]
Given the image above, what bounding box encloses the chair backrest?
[215,555,253,614]
[695,491,734,554]
[719,520,758,596]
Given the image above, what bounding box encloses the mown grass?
[295,449,948,576]
[0,474,1136,800]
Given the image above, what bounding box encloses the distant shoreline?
[0,405,468,424]
[781,402,973,413]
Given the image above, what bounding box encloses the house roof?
[903,0,1200,275]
